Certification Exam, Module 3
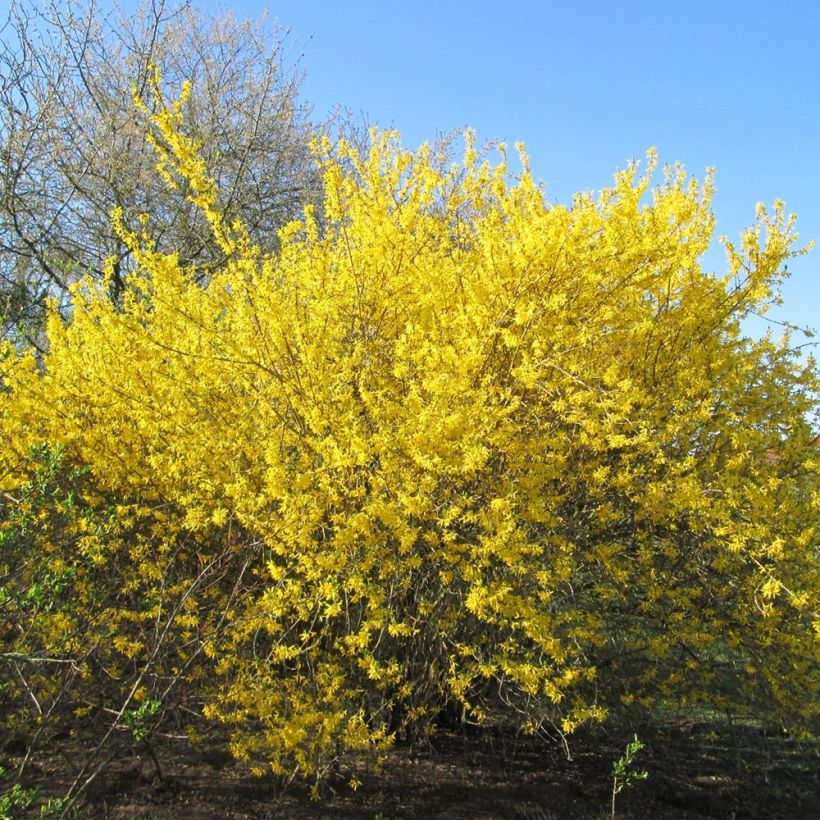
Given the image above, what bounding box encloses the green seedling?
[611,734,648,819]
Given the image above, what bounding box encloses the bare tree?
[0,0,321,347]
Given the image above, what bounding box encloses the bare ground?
[5,718,818,819]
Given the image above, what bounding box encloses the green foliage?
[0,765,67,820]
[0,771,38,820]
[124,699,162,744]
[610,734,648,818]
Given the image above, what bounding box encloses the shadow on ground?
[5,718,818,819]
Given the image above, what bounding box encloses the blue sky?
[217,1,818,344]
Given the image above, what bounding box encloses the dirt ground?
[7,718,819,819]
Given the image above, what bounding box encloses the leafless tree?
[0,0,321,348]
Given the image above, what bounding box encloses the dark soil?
[5,719,818,819]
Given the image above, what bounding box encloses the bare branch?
[0,0,321,345]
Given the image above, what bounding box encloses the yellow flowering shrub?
[1,79,817,788]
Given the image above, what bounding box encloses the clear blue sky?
[218,1,820,344]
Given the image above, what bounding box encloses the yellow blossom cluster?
[1,78,817,784]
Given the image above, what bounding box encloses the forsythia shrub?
[1,78,818,789]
